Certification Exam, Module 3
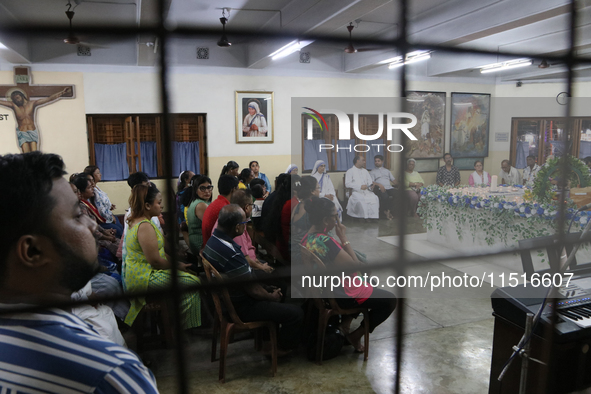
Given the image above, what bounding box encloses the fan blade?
[79,42,108,49]
[356,47,387,52]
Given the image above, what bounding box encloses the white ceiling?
[0,0,589,83]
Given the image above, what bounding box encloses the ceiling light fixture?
[0,42,7,49]
[270,40,313,60]
[387,51,431,69]
[217,9,231,48]
[480,58,532,73]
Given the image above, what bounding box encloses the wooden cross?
[0,66,75,152]
[0,66,75,100]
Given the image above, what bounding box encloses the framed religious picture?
[413,158,440,172]
[453,157,484,171]
[450,92,491,158]
[235,91,274,143]
[405,91,446,159]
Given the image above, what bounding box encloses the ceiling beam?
[0,2,31,64]
[246,0,391,69]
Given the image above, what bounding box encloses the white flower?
[581,217,588,225]
[504,204,512,209]
[525,213,532,218]
[519,206,525,213]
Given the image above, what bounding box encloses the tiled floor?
[143,217,500,393]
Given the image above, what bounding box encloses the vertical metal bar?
[394,0,409,392]
[539,2,576,393]
[156,0,188,393]
[519,313,534,394]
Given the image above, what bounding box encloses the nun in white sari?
[311,160,343,220]
[242,101,268,137]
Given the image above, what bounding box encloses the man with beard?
[0,152,159,393]
[0,88,70,153]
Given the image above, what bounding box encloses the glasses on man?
[199,185,214,192]
[239,218,252,225]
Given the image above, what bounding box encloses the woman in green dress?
[185,175,213,255]
[123,183,201,329]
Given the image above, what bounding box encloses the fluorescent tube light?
[480,59,532,73]
[387,51,431,69]
[0,42,7,49]
[271,40,313,60]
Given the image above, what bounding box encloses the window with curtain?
[510,117,588,167]
[87,114,207,180]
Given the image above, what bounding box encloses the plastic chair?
[201,255,278,383]
[299,244,370,364]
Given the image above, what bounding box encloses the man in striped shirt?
[203,204,303,355]
[0,152,159,393]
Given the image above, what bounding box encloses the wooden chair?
[253,230,289,266]
[132,297,176,353]
[299,245,370,364]
[201,255,278,383]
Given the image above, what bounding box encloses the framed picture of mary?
[405,91,446,159]
[450,92,491,158]
[235,91,274,143]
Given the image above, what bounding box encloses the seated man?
[0,152,158,392]
[345,155,380,220]
[203,204,303,355]
[499,159,522,185]
[522,155,540,186]
[370,155,397,219]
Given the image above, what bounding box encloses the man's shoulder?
[0,310,156,391]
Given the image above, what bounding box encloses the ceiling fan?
[62,2,107,48]
[538,59,563,69]
[344,22,387,53]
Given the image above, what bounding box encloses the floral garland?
[532,155,591,203]
[418,185,583,246]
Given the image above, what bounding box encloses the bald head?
[218,204,246,237]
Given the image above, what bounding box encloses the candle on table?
[491,175,498,192]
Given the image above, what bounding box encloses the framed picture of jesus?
[450,92,491,158]
[235,91,274,143]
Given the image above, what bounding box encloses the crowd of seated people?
[4,152,482,391]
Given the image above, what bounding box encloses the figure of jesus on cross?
[0,67,74,153]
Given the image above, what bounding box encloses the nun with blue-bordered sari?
[242,101,268,137]
[311,160,342,220]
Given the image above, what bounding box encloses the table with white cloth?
[414,185,591,275]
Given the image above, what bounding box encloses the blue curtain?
[336,139,357,171]
[580,141,591,159]
[515,141,529,169]
[172,141,200,176]
[134,141,157,178]
[303,139,329,171]
[94,143,129,181]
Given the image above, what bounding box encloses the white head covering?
[286,164,298,174]
[248,101,261,114]
[311,160,327,190]
[311,160,325,176]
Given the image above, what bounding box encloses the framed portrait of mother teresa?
[235,91,274,143]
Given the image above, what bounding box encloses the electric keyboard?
[492,275,591,343]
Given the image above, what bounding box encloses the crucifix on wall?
[0,67,75,153]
